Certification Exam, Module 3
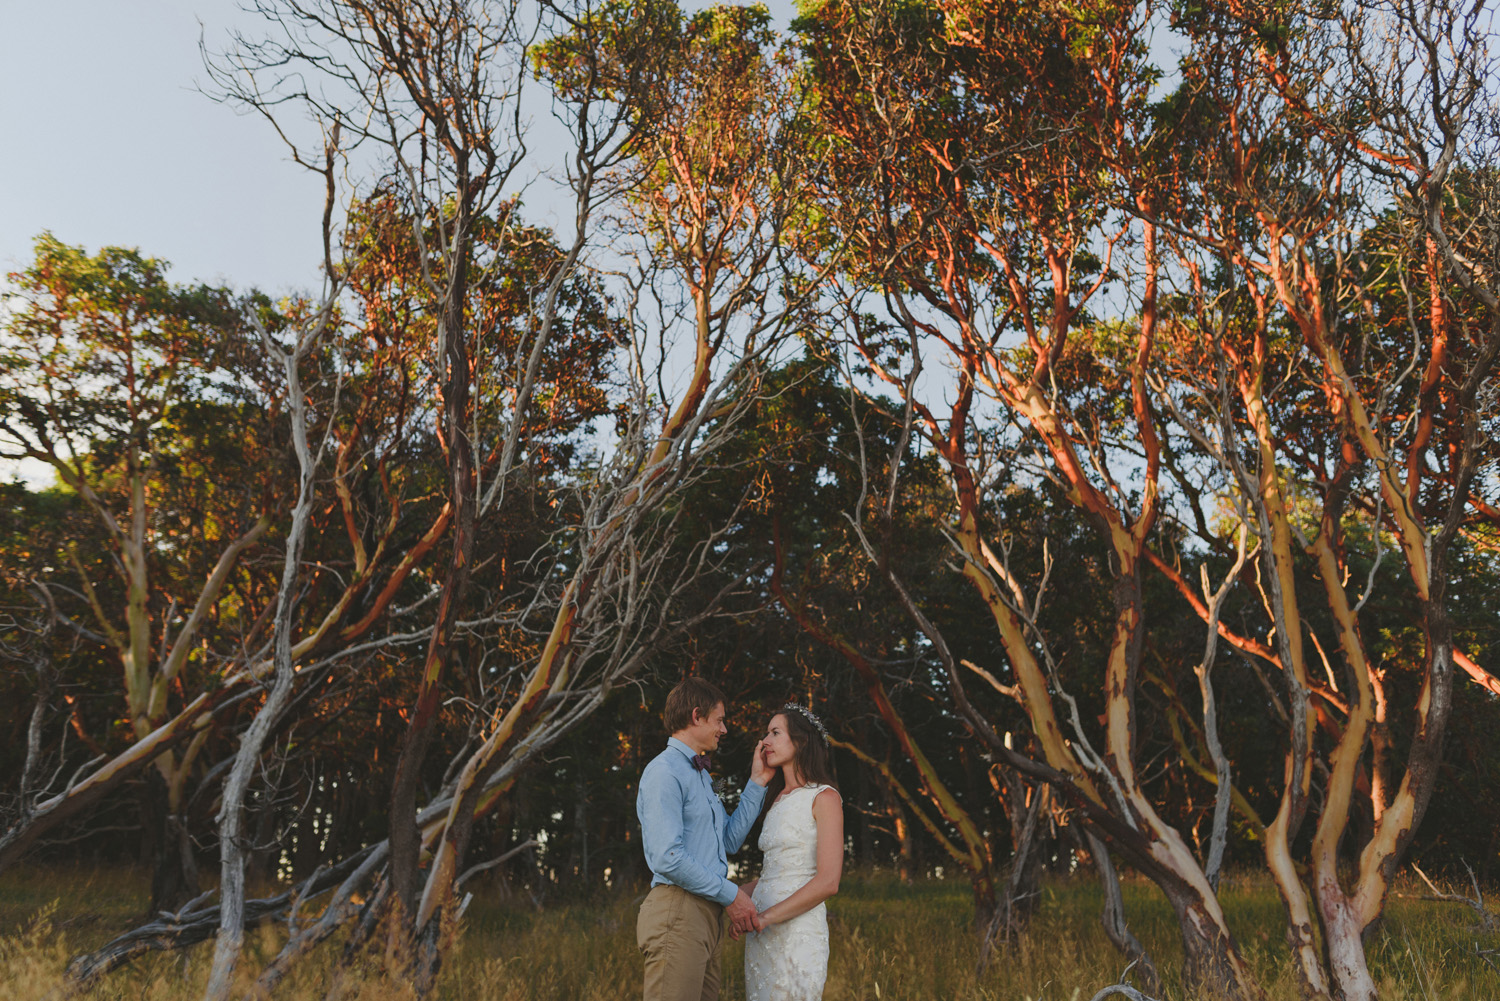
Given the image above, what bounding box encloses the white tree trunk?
[202,304,334,1001]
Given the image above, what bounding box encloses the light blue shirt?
[637,737,768,906]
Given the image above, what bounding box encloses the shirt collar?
[667,736,700,762]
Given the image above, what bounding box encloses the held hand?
[750,739,774,786]
[726,888,763,939]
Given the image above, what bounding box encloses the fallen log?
[63,844,382,988]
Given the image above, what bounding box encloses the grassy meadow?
[2,867,1496,999]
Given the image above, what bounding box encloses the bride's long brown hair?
[760,708,838,819]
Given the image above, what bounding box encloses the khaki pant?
[637,884,725,1001]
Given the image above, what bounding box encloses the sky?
[0,0,334,295]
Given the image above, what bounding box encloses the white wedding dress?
[746,783,835,1001]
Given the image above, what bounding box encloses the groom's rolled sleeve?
[637,764,738,905]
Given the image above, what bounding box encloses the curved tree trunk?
[204,303,333,1001]
[1089,832,1161,998]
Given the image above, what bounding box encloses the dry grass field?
[1,867,1496,999]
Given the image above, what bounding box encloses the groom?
[637,677,772,1001]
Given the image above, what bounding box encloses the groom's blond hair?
[663,676,726,734]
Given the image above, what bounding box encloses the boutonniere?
[712,775,730,798]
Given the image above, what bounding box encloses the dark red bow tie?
[691,753,711,772]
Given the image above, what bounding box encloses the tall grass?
[2,867,1495,999]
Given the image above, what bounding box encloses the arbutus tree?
[0,233,460,913]
[794,0,1265,995]
[56,0,835,993]
[398,1,833,981]
[204,264,343,1001]
[206,0,624,970]
[223,0,537,940]
[1143,1,1500,997]
[0,236,277,911]
[7,2,1492,999]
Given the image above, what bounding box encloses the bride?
[739,704,843,1001]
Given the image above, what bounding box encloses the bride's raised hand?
[750,738,774,786]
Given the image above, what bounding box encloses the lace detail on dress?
[745,784,836,1001]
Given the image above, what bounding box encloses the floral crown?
[780,703,830,744]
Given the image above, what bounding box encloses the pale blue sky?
[0,1,331,294]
